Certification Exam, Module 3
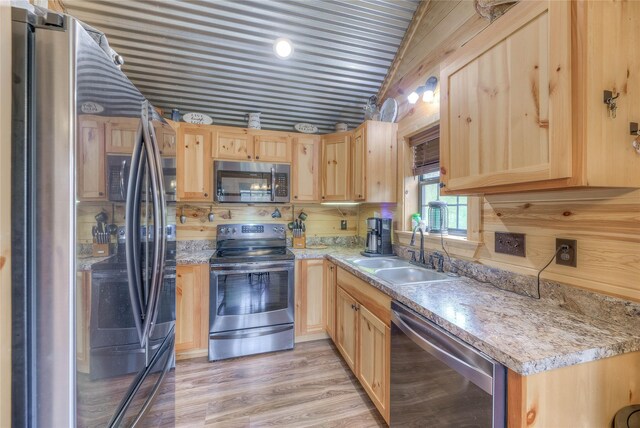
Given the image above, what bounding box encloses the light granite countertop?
[169,245,640,375]
[77,255,114,271]
[326,253,640,376]
[175,245,362,264]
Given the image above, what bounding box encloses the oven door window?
[216,270,289,316]
[217,170,272,201]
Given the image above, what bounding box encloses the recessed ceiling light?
[274,38,293,59]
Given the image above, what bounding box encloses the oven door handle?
[391,309,494,395]
[211,266,293,275]
[270,166,276,202]
[125,116,146,346]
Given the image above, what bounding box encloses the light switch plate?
[495,232,526,257]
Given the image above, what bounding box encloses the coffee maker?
[362,218,394,257]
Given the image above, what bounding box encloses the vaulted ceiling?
[63,0,420,132]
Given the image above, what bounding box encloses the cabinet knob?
[256,156,260,160]
[294,195,298,199]
[98,192,104,196]
[351,304,356,310]
[247,155,251,159]
[204,193,209,197]
[439,182,446,189]
[322,196,325,199]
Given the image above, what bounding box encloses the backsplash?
[176,203,397,243]
[394,243,640,331]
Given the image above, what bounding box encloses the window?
[418,173,468,236]
[411,124,468,236]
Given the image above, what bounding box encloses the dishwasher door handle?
[392,309,494,395]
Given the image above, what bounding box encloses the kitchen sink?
[374,267,452,285]
[351,258,410,269]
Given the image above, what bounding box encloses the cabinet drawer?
[337,267,391,326]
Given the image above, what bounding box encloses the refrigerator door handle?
[147,120,167,332]
[139,102,162,348]
[125,118,146,345]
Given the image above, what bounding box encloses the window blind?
[410,125,440,176]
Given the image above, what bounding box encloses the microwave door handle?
[125,119,146,345]
[120,159,127,201]
[271,167,275,202]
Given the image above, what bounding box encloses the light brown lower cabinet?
[295,259,327,342]
[334,267,391,424]
[324,260,337,341]
[175,264,209,358]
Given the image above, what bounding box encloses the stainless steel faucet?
[409,223,426,265]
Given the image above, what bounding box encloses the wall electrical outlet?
[341,220,347,230]
[556,238,577,267]
[495,232,526,257]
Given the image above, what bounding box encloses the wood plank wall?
[384,0,640,301]
[76,202,360,242]
[1,4,11,425]
[176,203,359,241]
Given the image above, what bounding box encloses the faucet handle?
[407,249,417,262]
[427,254,435,269]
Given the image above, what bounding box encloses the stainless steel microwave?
[213,161,290,203]
[108,154,176,202]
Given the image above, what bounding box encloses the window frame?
[417,174,468,237]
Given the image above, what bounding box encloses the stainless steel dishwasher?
[390,302,506,427]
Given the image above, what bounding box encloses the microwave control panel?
[275,173,288,197]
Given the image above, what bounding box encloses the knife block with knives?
[92,211,112,257]
[292,218,306,249]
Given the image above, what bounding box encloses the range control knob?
[231,228,237,234]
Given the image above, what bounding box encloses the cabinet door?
[440,1,571,192]
[177,126,212,200]
[105,118,139,154]
[157,121,177,156]
[321,134,351,201]
[176,265,206,352]
[295,259,325,339]
[77,117,106,200]
[324,260,337,342]
[358,305,390,423]
[292,135,320,202]
[211,127,252,160]
[352,126,366,201]
[254,133,292,162]
[336,286,358,372]
[364,121,397,203]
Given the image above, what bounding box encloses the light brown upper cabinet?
[253,132,292,163]
[177,125,212,201]
[105,118,139,154]
[356,121,398,203]
[292,134,321,202]
[321,132,351,201]
[352,126,366,201]
[440,0,640,194]
[77,116,106,200]
[210,127,292,163]
[157,119,177,156]
[211,126,252,160]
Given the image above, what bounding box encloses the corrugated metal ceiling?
[63,0,419,133]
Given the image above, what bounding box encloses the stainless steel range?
[209,223,295,361]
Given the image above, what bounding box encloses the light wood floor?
[141,339,387,427]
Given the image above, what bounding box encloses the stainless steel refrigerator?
[11,6,176,427]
